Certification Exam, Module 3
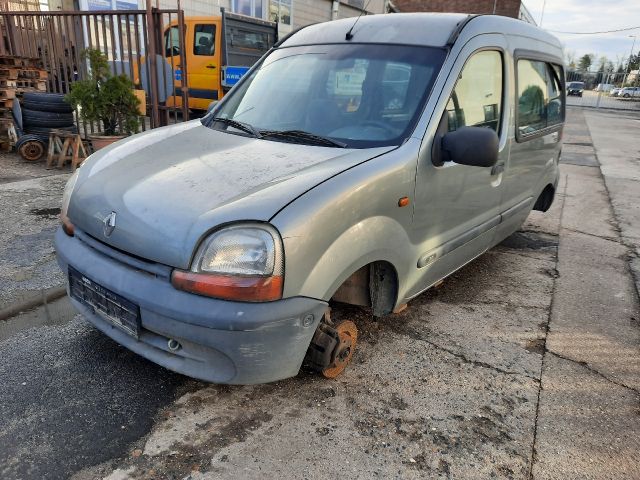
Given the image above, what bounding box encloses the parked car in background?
[610,87,623,96]
[567,81,585,96]
[595,83,614,92]
[619,87,640,98]
[56,14,564,385]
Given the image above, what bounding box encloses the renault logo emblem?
[103,212,117,237]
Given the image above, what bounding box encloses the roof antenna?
[345,0,372,41]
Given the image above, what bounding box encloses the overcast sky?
[523,0,640,68]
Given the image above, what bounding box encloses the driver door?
[410,36,509,297]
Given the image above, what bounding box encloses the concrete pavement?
[0,108,638,479]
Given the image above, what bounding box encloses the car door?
[187,20,222,109]
[501,57,563,233]
[410,36,508,297]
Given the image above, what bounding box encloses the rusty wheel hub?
[18,140,45,162]
[321,320,358,379]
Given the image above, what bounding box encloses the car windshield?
[203,43,446,148]
[569,82,584,88]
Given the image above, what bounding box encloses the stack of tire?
[15,92,77,162]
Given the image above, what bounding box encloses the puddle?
[500,231,558,250]
[0,295,76,341]
[29,207,61,218]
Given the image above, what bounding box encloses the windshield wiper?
[260,130,347,148]
[208,116,262,138]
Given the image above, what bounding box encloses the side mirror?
[441,126,499,167]
[206,100,218,115]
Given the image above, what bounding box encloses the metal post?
[145,0,160,127]
[623,35,637,87]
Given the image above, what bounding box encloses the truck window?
[230,29,270,51]
[445,50,503,133]
[165,26,181,57]
[517,59,565,137]
[194,24,215,56]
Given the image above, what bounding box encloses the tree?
[626,53,640,72]
[65,49,140,136]
[578,54,594,72]
[565,50,576,70]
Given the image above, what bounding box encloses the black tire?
[21,92,74,113]
[22,99,73,113]
[16,135,47,162]
[22,92,67,103]
[22,108,75,128]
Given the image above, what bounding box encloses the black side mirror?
[441,126,499,167]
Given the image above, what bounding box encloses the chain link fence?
[566,69,640,111]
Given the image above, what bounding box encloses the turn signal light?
[171,270,283,302]
[61,214,75,236]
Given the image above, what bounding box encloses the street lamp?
[623,34,637,86]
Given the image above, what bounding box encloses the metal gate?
[566,69,640,111]
[0,7,190,133]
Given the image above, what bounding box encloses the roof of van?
[280,13,562,50]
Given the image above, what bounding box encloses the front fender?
[296,216,409,301]
[272,138,421,306]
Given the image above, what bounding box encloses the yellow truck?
[141,10,277,111]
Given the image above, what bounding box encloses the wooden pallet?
[0,68,19,80]
[0,56,38,67]
[16,79,46,91]
[0,89,16,99]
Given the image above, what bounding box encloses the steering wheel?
[360,120,395,134]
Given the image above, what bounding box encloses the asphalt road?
[0,315,202,480]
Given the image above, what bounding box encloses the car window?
[547,65,563,126]
[445,50,503,133]
[194,24,215,56]
[517,59,565,137]
[164,26,181,57]
[210,44,446,148]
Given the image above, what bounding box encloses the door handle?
[491,163,505,176]
[206,65,216,69]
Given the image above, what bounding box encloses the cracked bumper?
[55,227,327,384]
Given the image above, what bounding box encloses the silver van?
[56,13,564,384]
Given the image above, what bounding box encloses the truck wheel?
[304,311,358,379]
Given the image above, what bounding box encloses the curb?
[0,286,67,321]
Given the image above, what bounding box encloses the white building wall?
[154,0,385,26]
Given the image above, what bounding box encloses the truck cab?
[164,12,276,111]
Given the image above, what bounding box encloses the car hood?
[69,121,393,269]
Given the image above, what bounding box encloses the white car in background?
[610,87,623,96]
[618,87,640,98]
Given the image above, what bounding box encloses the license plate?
[69,267,141,338]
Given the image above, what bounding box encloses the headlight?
[171,224,284,302]
[60,170,79,236]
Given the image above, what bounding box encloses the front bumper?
[55,227,327,384]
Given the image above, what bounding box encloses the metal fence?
[0,8,190,134]
[565,70,640,111]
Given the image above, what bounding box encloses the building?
[156,0,386,34]
[45,0,387,35]
[389,0,536,25]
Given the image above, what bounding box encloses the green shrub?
[66,49,140,136]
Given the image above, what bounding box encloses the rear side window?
[517,59,565,138]
[194,24,215,56]
[445,50,503,133]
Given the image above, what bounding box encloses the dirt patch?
[29,207,61,218]
[500,231,558,251]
